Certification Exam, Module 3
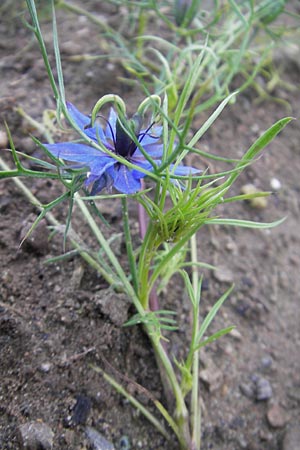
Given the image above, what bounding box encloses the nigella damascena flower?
[45,102,199,195]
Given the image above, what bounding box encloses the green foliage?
[56,0,298,115]
[0,1,294,450]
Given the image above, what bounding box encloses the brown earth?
[0,2,300,450]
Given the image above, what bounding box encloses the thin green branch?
[90,365,171,441]
[189,234,201,450]
[122,198,138,293]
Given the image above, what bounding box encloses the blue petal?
[138,128,162,146]
[105,108,117,141]
[67,102,90,129]
[87,158,116,180]
[84,124,109,146]
[89,172,114,195]
[169,164,201,176]
[107,165,141,194]
[85,158,115,193]
[131,159,156,180]
[134,143,164,160]
[66,102,109,146]
[45,142,105,164]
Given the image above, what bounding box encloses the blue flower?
[45,102,199,195]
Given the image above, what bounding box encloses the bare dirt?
[0,3,300,450]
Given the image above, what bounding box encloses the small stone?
[229,328,242,340]
[259,429,273,441]
[223,343,234,356]
[221,383,229,397]
[255,377,273,401]
[236,436,248,448]
[59,309,76,326]
[260,356,273,370]
[71,395,92,426]
[39,362,52,373]
[119,436,130,450]
[62,429,76,446]
[0,196,11,213]
[18,421,54,450]
[199,366,223,392]
[240,382,256,399]
[0,130,8,148]
[69,264,85,291]
[22,137,36,154]
[282,424,300,450]
[213,267,234,283]
[270,177,281,191]
[241,276,255,289]
[241,184,268,209]
[94,290,130,326]
[225,238,238,254]
[85,427,115,450]
[60,41,83,56]
[251,123,260,134]
[267,404,288,428]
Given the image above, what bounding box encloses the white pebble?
[270,178,281,191]
[39,362,52,373]
[0,130,8,149]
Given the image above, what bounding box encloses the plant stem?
[75,193,143,307]
[190,234,201,450]
[122,197,138,293]
[138,199,147,240]
[137,182,160,311]
[149,334,191,448]
[137,224,156,309]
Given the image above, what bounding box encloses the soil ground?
[0,2,300,450]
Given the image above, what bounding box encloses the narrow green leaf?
[222,192,271,203]
[123,310,178,329]
[19,192,70,248]
[195,326,235,350]
[179,270,197,307]
[51,0,65,103]
[196,285,234,346]
[188,92,238,149]
[5,123,23,171]
[25,0,59,101]
[207,217,286,229]
[85,198,111,228]
[227,117,293,186]
[44,249,79,264]
[228,0,249,27]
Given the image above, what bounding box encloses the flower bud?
[258,0,286,25]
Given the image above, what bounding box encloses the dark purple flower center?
[88,112,156,161]
[115,118,141,158]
